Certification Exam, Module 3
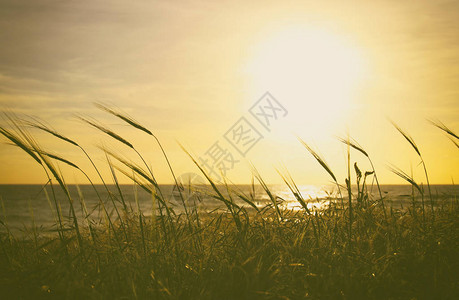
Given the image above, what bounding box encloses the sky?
[0,0,458,185]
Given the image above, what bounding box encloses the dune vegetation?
[0,107,458,299]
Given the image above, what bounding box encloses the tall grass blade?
[391,121,421,156]
[0,127,42,165]
[388,165,422,194]
[392,122,433,214]
[27,119,79,147]
[95,103,153,136]
[299,138,337,182]
[429,119,459,140]
[299,138,344,208]
[94,104,187,216]
[79,116,133,149]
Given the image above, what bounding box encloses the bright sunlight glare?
[246,26,368,133]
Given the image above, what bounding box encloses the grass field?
[0,107,458,299]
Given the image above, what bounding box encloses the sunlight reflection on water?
[0,184,457,231]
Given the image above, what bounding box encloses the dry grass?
[0,110,457,299]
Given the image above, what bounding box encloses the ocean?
[0,184,457,233]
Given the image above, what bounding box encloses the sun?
[246,26,367,133]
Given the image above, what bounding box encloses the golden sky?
[0,0,458,184]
